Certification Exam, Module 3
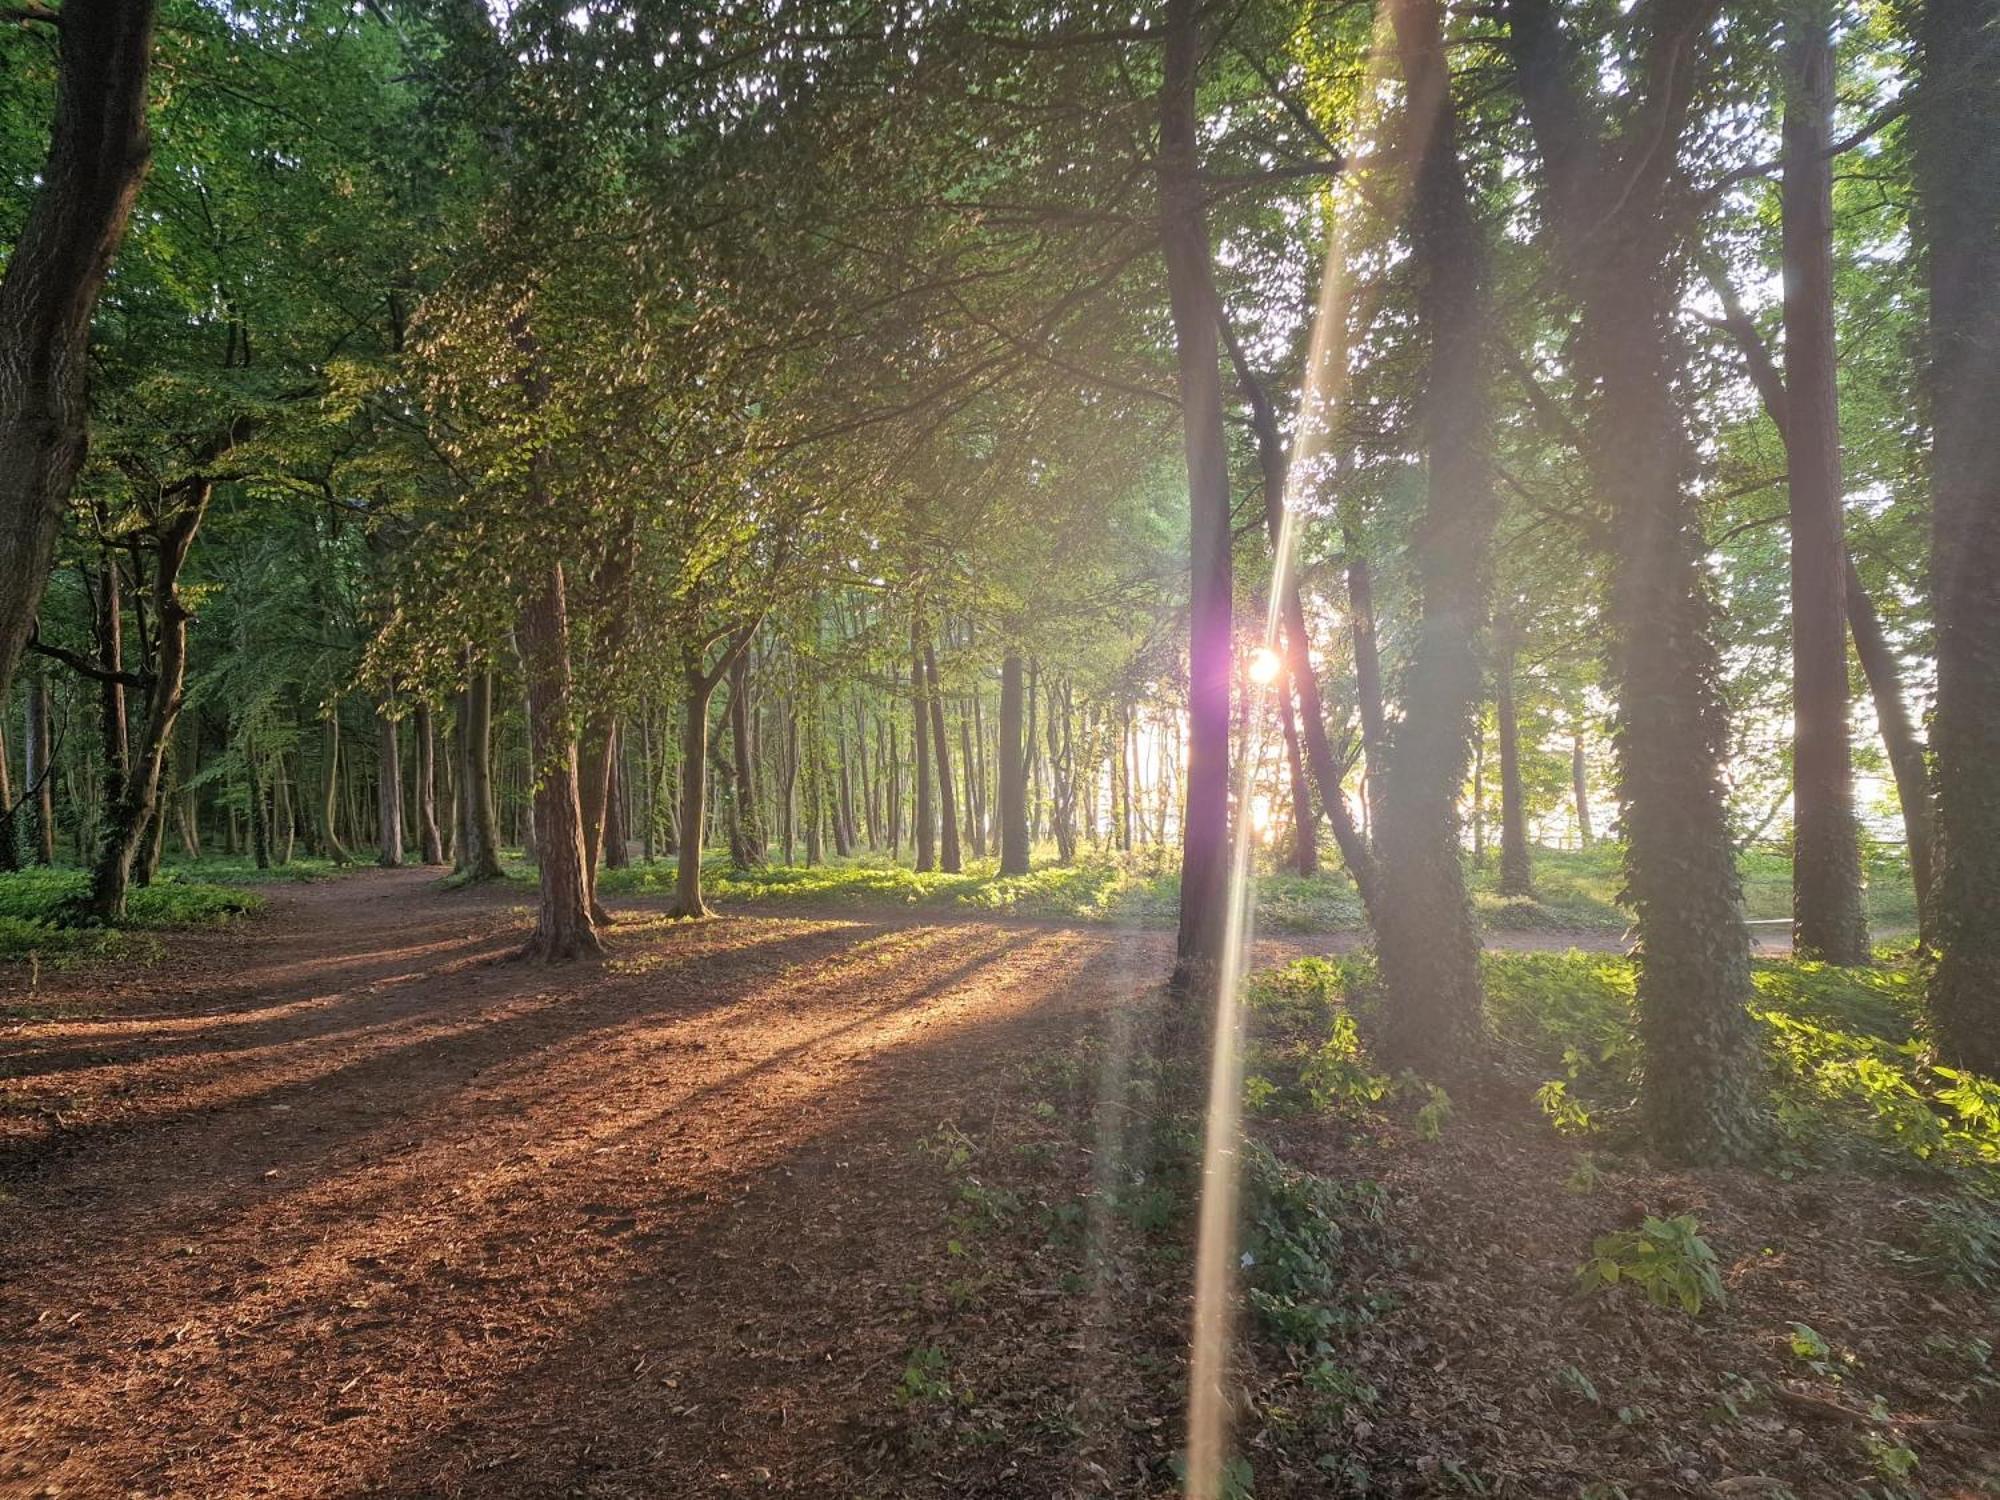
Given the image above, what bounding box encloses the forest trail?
[0,870,1784,1498]
[0,869,1178,1496]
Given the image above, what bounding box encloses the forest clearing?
[5,0,2000,1494]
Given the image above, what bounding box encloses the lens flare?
[1246,645,1282,686]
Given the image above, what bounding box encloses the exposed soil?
[0,872,1986,1499]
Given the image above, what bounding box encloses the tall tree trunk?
[375,707,403,868]
[925,641,962,873]
[518,563,602,959]
[1495,624,1534,897]
[0,0,158,712]
[1507,0,1761,1162]
[415,701,445,866]
[1158,0,1233,996]
[1571,730,1593,847]
[94,554,128,805]
[910,626,935,871]
[1782,0,1868,963]
[1370,0,1498,1072]
[959,710,980,857]
[604,743,630,868]
[86,493,205,921]
[457,665,505,881]
[998,650,1030,875]
[1915,0,2000,1072]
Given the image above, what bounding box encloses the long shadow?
[333,927,1165,1499]
[0,920,1162,1500]
[0,920,895,1205]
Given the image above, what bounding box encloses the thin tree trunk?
[415,701,445,865]
[1279,674,1317,876]
[1782,0,1868,963]
[375,706,403,868]
[25,664,56,864]
[925,642,961,873]
[1346,536,1389,836]
[1158,0,1233,997]
[1495,623,1534,897]
[457,665,505,881]
[1572,730,1593,847]
[86,492,206,921]
[1844,562,1931,921]
[998,650,1030,875]
[911,622,936,871]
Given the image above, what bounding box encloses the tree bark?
[1370,0,1499,1073]
[518,563,602,959]
[457,664,506,882]
[1507,0,1761,1162]
[1571,730,1594,847]
[925,641,961,873]
[1915,0,2000,1072]
[910,625,935,871]
[1844,561,1931,922]
[375,706,403,867]
[1495,625,1534,897]
[1781,0,1869,963]
[1278,675,1317,876]
[86,491,206,921]
[1346,536,1389,835]
[415,701,445,865]
[998,650,1030,875]
[320,710,350,864]
[24,664,55,864]
[0,0,158,713]
[1158,0,1234,996]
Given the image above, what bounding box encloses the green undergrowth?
[0,867,263,969]
[891,1011,1404,1493]
[1248,948,2000,1294]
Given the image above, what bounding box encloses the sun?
[1246,645,1282,687]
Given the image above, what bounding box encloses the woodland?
[1,0,1997,1496]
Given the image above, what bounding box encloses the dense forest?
[2,0,1997,1496]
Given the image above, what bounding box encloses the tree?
[1156,0,1235,1000]
[1505,0,1763,1162]
[0,0,156,712]
[1914,0,2000,1073]
[1368,0,1500,1072]
[1780,0,1868,963]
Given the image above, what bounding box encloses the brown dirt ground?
[0,871,1988,1499]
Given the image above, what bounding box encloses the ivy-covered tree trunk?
[1507,0,1762,1163]
[1915,0,2000,1073]
[1495,624,1533,898]
[0,0,157,714]
[997,650,1030,875]
[1782,0,1868,964]
[518,562,602,960]
[1157,0,1233,998]
[1370,0,1499,1074]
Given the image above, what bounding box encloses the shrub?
[1575,1213,1726,1314]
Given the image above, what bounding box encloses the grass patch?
[0,867,263,967]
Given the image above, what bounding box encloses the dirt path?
[0,870,1180,1497]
